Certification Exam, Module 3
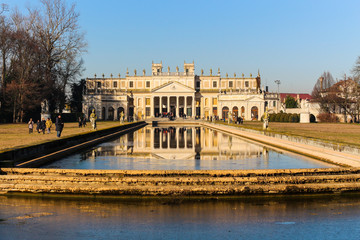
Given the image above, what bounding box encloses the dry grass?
[2,120,360,152]
[223,121,360,147]
[0,121,122,151]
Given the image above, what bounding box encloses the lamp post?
[274,80,281,94]
[274,80,281,112]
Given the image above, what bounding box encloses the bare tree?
[29,0,87,112]
[311,71,336,113]
[5,11,45,122]
[0,10,12,102]
[55,54,84,112]
[352,56,360,80]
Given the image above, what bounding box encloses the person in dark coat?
[40,118,46,134]
[55,115,64,137]
[78,117,82,128]
[36,120,41,133]
[82,117,87,127]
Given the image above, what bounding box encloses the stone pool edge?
[1,168,360,197]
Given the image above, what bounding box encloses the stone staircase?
[1,168,360,196]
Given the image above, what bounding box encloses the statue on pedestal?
[90,109,97,130]
[263,107,269,130]
[120,111,124,124]
[41,99,51,120]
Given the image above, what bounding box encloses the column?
[143,96,146,120]
[200,97,204,119]
[160,129,163,149]
[192,96,195,118]
[167,96,170,113]
[151,128,154,149]
[167,130,170,149]
[176,128,179,148]
[192,127,195,150]
[176,96,179,118]
[185,96,187,117]
[150,96,154,118]
[159,96,162,116]
[114,107,118,120]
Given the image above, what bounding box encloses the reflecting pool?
[1,195,360,240]
[43,126,334,170]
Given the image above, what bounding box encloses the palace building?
[83,61,278,121]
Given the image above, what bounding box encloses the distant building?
[83,61,279,121]
[317,78,359,122]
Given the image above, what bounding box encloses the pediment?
[152,152,196,160]
[219,94,264,102]
[246,96,264,102]
[152,81,195,93]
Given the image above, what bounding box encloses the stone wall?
[1,168,360,196]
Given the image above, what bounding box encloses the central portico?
[152,81,195,117]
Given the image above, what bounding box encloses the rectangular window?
[273,101,276,107]
[229,81,233,88]
[245,81,249,87]
[212,98,217,105]
[113,81,117,88]
[146,81,150,88]
[97,82,101,88]
[129,81,134,88]
[213,81,217,88]
[146,107,151,116]
[146,98,150,106]
[196,81,200,88]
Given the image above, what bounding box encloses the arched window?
[241,106,245,117]
[232,106,238,120]
[251,106,258,120]
[222,106,229,120]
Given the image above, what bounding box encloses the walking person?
[36,120,41,133]
[40,118,46,134]
[82,117,87,127]
[46,118,52,134]
[28,118,34,134]
[55,115,64,137]
[78,117,82,128]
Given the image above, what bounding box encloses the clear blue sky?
[4,0,360,93]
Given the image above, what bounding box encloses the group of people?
[28,117,53,134]
[28,115,64,137]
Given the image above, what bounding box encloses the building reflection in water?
[79,126,270,169]
[43,125,336,170]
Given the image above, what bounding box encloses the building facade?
[83,62,276,121]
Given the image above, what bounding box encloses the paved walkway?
[202,122,360,168]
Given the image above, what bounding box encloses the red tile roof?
[280,93,312,102]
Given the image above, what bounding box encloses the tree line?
[311,58,360,123]
[0,0,86,123]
